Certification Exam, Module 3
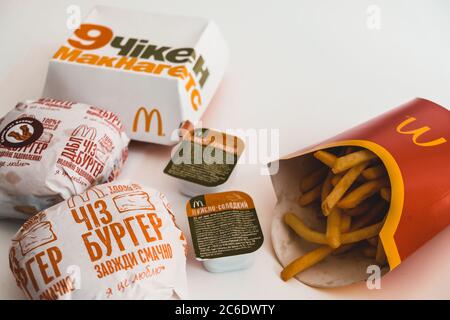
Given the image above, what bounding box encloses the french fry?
[300,167,328,192]
[322,162,369,215]
[331,214,352,255]
[341,221,384,244]
[344,198,374,217]
[337,178,389,209]
[333,223,383,255]
[285,211,355,247]
[332,150,377,174]
[326,208,342,248]
[281,246,334,281]
[284,212,328,245]
[313,150,337,168]
[285,212,383,245]
[321,173,334,202]
[332,174,366,186]
[298,184,322,206]
[352,201,386,230]
[329,148,354,184]
[362,165,387,180]
[380,187,391,202]
[340,214,351,232]
[375,238,387,265]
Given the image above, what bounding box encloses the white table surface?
[0,0,449,299]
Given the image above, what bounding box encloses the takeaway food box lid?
[43,5,229,145]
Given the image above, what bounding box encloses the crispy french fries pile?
[281,147,391,281]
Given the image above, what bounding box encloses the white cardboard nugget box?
[43,6,229,145]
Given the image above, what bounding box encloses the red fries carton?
[270,98,450,287]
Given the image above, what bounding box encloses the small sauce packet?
[164,128,245,197]
[186,191,263,272]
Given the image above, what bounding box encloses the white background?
[0,0,449,299]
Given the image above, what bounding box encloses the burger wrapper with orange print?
[270,98,450,287]
[9,180,188,300]
[0,99,129,220]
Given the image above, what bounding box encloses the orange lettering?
[68,24,113,50]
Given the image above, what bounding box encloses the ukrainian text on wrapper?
[0,98,129,219]
[270,98,450,287]
[9,180,188,300]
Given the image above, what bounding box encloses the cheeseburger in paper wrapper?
[9,180,188,300]
[270,98,450,287]
[0,99,129,219]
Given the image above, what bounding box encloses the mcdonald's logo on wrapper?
[132,107,164,137]
[67,187,107,208]
[396,117,447,147]
[270,98,450,287]
[191,200,205,209]
[72,125,97,139]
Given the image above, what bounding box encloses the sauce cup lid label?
[164,128,245,187]
[186,191,263,260]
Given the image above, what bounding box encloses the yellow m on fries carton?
[43,6,229,145]
[270,98,450,287]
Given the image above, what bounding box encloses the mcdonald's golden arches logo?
[72,125,97,139]
[396,117,447,147]
[132,107,164,136]
[191,200,204,208]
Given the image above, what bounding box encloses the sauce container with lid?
[164,128,245,197]
[186,191,264,273]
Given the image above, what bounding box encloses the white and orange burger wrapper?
[0,98,129,219]
[9,180,188,300]
[270,98,450,287]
